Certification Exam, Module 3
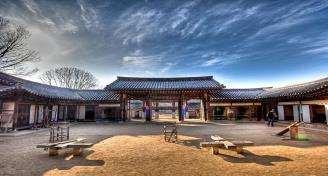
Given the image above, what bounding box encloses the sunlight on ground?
[43,135,328,176]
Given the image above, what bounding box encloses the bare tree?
[40,67,98,89]
[0,17,39,75]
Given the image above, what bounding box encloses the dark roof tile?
[106,76,224,91]
[0,72,118,101]
[211,88,266,101]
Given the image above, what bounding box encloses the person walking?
[267,109,276,127]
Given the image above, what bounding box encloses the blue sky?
[1,0,328,88]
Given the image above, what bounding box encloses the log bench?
[67,143,93,156]
[200,135,254,155]
[37,138,92,156]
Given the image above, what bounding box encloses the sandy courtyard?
[1,120,328,176]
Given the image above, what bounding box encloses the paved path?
[0,121,328,176]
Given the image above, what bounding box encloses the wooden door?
[16,104,30,128]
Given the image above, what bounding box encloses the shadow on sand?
[176,138,203,149]
[219,150,292,166]
[176,137,293,166]
[39,149,104,171]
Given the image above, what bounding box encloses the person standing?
[267,109,276,127]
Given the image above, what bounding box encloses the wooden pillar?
[142,101,146,119]
[208,104,213,120]
[13,101,18,130]
[126,100,130,120]
[64,105,68,122]
[184,100,189,119]
[44,105,49,127]
[155,101,159,119]
[203,93,209,122]
[250,104,255,121]
[200,100,204,120]
[204,101,209,121]
[178,99,183,122]
[145,100,152,122]
[121,94,127,122]
[172,102,176,119]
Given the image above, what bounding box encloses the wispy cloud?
[77,0,99,31]
[160,62,177,73]
[1,0,328,87]
[201,58,221,67]
[114,7,164,45]
[121,50,162,67]
[200,52,242,67]
[305,46,328,54]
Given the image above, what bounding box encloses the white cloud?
[200,52,242,67]
[77,0,99,31]
[249,17,307,40]
[201,58,222,67]
[21,0,39,14]
[61,22,79,33]
[170,0,199,29]
[114,7,163,45]
[160,62,176,73]
[305,46,328,54]
[121,50,162,67]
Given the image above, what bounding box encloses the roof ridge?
[271,77,328,90]
[116,76,214,81]
[223,87,271,91]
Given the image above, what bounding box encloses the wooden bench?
[67,143,93,156]
[200,135,254,155]
[37,138,92,156]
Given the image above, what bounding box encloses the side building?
[260,78,328,124]
[0,72,120,130]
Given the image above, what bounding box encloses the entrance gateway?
[105,76,224,122]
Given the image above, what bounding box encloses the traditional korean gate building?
[0,71,328,130]
[105,76,224,121]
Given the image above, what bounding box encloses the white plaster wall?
[302,105,311,123]
[38,105,44,123]
[200,100,204,120]
[52,105,58,122]
[1,102,15,128]
[29,105,35,124]
[277,106,284,120]
[78,106,85,120]
[293,105,299,122]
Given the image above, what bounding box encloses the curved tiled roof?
[0,72,118,101]
[76,89,119,101]
[0,72,327,102]
[211,88,267,101]
[0,85,16,92]
[106,76,224,91]
[259,77,328,99]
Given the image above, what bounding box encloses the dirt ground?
[1,119,328,176]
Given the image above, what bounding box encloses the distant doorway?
[213,106,225,120]
[310,105,326,123]
[85,106,95,121]
[283,105,294,121]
